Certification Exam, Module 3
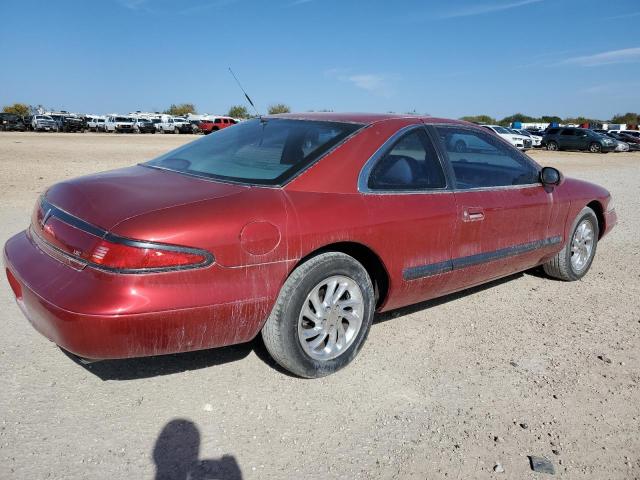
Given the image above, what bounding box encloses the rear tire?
[543,206,599,281]
[262,252,375,378]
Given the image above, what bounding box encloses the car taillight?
[32,199,212,273]
[87,238,208,271]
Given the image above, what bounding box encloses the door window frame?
[427,124,543,192]
[358,124,452,195]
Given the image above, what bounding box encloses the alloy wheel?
[571,219,595,272]
[297,275,364,361]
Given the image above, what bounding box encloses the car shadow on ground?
[63,342,254,381]
[67,271,529,380]
[153,418,242,480]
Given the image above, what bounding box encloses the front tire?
[589,142,602,153]
[262,252,375,378]
[543,206,599,281]
[546,141,558,151]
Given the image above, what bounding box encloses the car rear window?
[145,118,363,185]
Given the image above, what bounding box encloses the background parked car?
[481,124,532,150]
[543,127,616,153]
[173,117,194,134]
[31,115,58,132]
[105,115,135,133]
[86,116,105,132]
[156,116,177,133]
[190,120,202,134]
[0,113,27,131]
[513,128,542,148]
[610,130,640,139]
[61,115,86,132]
[607,132,640,151]
[199,116,237,134]
[133,118,156,134]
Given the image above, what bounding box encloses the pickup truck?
[0,113,27,131]
[198,116,238,134]
[31,115,58,132]
[105,116,135,133]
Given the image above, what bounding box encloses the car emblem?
[41,208,52,227]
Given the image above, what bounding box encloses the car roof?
[267,112,467,126]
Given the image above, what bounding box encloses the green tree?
[268,103,291,115]
[611,112,639,125]
[164,103,197,116]
[2,103,30,117]
[498,113,535,126]
[460,115,496,124]
[227,105,249,119]
[540,115,562,124]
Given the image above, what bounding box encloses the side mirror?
[540,166,561,186]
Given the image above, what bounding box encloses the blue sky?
[0,0,638,119]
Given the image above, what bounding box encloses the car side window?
[367,129,446,191]
[434,126,539,189]
[560,129,574,136]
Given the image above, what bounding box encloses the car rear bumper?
[4,230,287,360]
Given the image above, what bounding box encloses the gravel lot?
[1,132,638,479]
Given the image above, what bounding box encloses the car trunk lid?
[44,165,247,231]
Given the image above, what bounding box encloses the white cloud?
[325,70,396,97]
[562,47,640,67]
[439,0,543,18]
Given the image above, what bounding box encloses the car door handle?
[463,208,485,222]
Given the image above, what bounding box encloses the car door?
[430,124,557,291]
[358,125,457,309]
[559,128,577,150]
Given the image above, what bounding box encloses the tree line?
[460,112,640,126]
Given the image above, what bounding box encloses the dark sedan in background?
[543,127,617,153]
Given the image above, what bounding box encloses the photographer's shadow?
[153,419,242,480]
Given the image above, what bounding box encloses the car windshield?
[115,117,132,122]
[145,118,363,185]
[493,126,510,134]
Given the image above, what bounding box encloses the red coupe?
[4,113,617,377]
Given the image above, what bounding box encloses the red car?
[198,116,238,134]
[4,113,617,377]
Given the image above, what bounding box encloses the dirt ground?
[1,132,638,480]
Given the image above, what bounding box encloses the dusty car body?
[3,113,617,377]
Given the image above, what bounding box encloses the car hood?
[44,165,248,231]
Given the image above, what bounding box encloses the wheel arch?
[586,200,605,239]
[291,242,390,309]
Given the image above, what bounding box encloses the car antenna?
[228,67,262,120]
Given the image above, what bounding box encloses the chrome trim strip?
[403,235,562,281]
